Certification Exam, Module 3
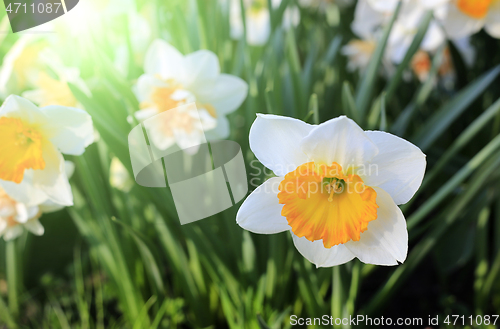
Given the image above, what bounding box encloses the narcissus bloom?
[22,54,89,108]
[0,95,93,207]
[135,40,248,151]
[0,161,74,241]
[421,0,500,39]
[0,36,46,98]
[237,115,426,267]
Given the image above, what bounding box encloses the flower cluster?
[343,0,488,83]
[0,96,93,240]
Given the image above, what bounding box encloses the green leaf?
[413,65,500,151]
[385,10,434,102]
[355,1,401,121]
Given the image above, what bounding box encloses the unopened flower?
[135,40,248,152]
[237,115,426,267]
[0,95,93,207]
[230,0,300,46]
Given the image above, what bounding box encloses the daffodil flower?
[421,0,500,39]
[236,115,426,267]
[0,95,93,207]
[230,0,300,46]
[341,39,378,73]
[135,40,248,152]
[351,0,445,64]
[0,36,46,98]
[0,161,75,241]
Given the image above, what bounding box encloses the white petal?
[144,39,184,80]
[0,219,6,234]
[64,161,75,179]
[236,177,291,234]
[246,10,271,46]
[282,6,300,30]
[0,171,48,206]
[292,233,355,268]
[33,141,73,206]
[352,0,386,39]
[229,0,244,40]
[135,108,159,121]
[485,2,500,39]
[135,74,167,103]
[250,114,314,176]
[26,206,40,219]
[38,200,64,213]
[363,131,426,205]
[24,218,44,236]
[195,74,249,116]
[441,4,484,39]
[300,116,378,170]
[182,50,220,89]
[205,115,230,140]
[452,37,476,67]
[419,0,448,10]
[41,106,94,156]
[344,187,408,265]
[421,22,446,53]
[3,226,23,241]
[0,95,49,125]
[146,118,176,151]
[366,0,399,13]
[14,203,29,223]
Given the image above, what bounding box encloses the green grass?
[1,0,500,328]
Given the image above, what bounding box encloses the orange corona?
[278,162,378,248]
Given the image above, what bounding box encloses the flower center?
[0,188,17,226]
[0,117,45,184]
[278,162,378,248]
[456,0,492,19]
[36,72,78,107]
[147,83,187,114]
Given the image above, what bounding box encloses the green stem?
[331,266,343,328]
[6,240,19,317]
[346,262,361,316]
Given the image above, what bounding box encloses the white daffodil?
[0,161,75,241]
[0,95,93,207]
[230,0,300,46]
[351,0,445,65]
[236,115,426,267]
[135,40,248,152]
[341,39,377,73]
[420,0,500,39]
[21,51,88,108]
[0,36,46,98]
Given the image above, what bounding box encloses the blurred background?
[1,0,500,328]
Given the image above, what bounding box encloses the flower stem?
[331,266,343,328]
[6,240,19,317]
